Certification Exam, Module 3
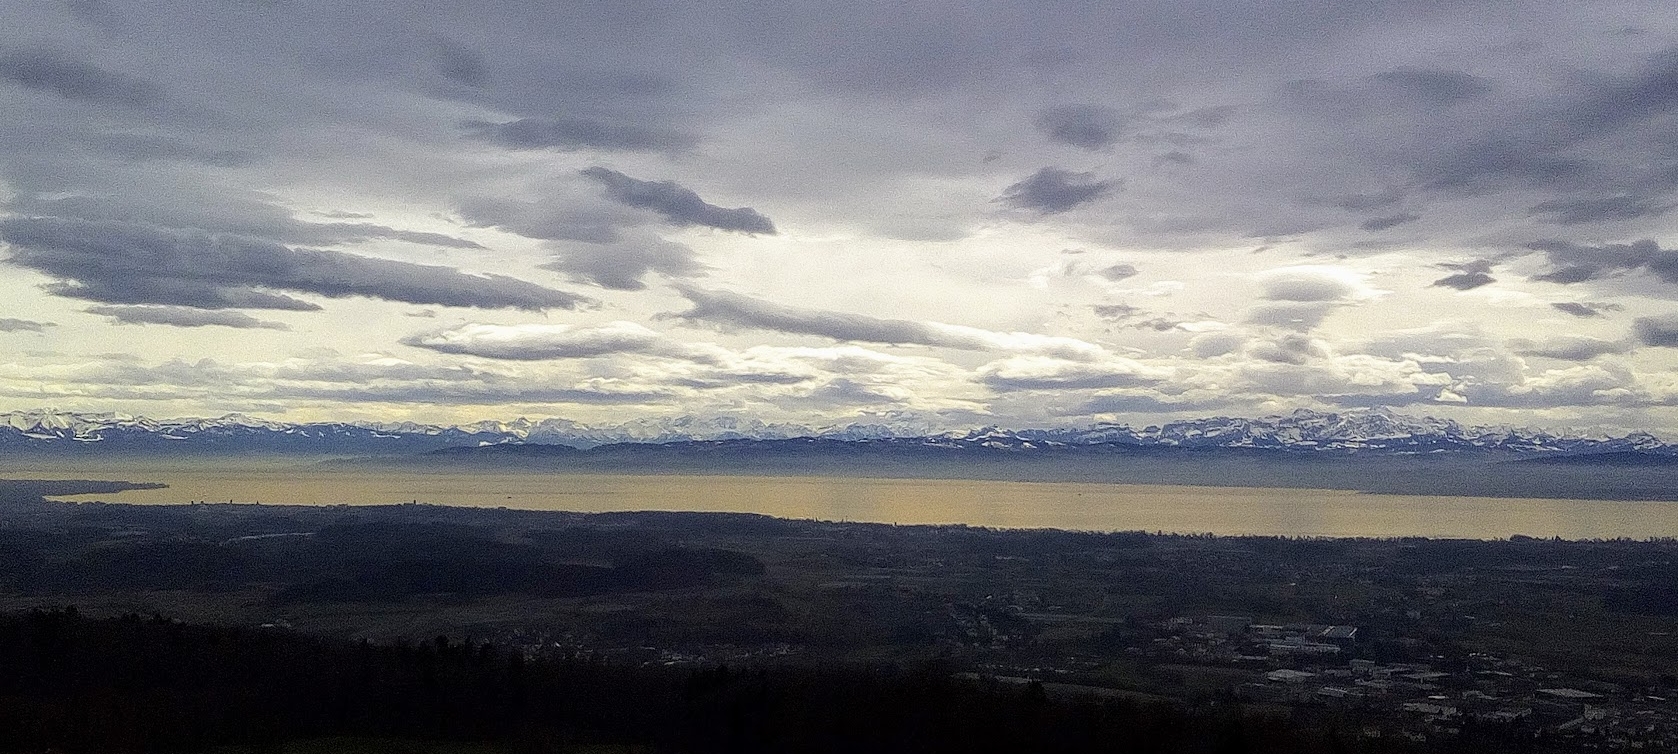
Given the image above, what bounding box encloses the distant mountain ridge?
[1,407,1671,458]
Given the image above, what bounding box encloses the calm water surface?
[18,465,1678,539]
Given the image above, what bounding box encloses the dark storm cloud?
[998,168,1118,215]
[671,285,947,345]
[1153,151,1195,167]
[1634,316,1678,347]
[66,0,120,29]
[1360,213,1419,232]
[542,236,705,291]
[1333,189,1405,212]
[12,194,484,250]
[1528,239,1678,285]
[1035,104,1128,150]
[1411,46,1678,201]
[0,49,161,108]
[87,304,289,330]
[82,133,257,167]
[1558,45,1678,137]
[1510,335,1630,360]
[1551,301,1623,318]
[0,318,54,333]
[1431,259,1497,290]
[466,118,697,153]
[310,224,485,250]
[1369,69,1493,106]
[1529,195,1672,225]
[430,37,488,88]
[1432,272,1494,290]
[581,167,776,234]
[0,217,591,311]
[455,196,622,245]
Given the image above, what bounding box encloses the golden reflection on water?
[17,465,1678,539]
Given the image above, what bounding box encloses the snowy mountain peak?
[0,407,1669,456]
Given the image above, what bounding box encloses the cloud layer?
[3,217,589,311]
[2,0,1678,432]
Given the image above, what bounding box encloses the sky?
[3,0,1678,433]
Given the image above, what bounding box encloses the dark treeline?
[0,521,766,603]
[0,609,1454,754]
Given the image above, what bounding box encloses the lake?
[15,464,1678,539]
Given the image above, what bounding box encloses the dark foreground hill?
[0,609,1436,754]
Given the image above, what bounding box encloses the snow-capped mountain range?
[0,407,1670,457]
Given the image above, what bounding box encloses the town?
[5,498,1678,751]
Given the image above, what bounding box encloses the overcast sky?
[4,0,1678,433]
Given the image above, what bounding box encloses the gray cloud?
[1,217,590,311]
[403,321,667,360]
[431,37,488,88]
[1257,268,1363,302]
[7,355,673,407]
[1360,213,1419,232]
[1131,316,1187,332]
[998,168,1118,215]
[1634,316,1678,347]
[669,285,1105,360]
[672,285,946,345]
[1511,335,1630,360]
[1096,263,1139,281]
[1092,303,1142,321]
[12,194,483,250]
[1247,302,1336,330]
[1431,259,1497,290]
[1432,272,1494,290]
[1153,151,1195,167]
[1249,333,1328,365]
[1333,189,1405,211]
[982,363,1155,391]
[455,195,623,245]
[1530,195,1672,225]
[1410,46,1678,204]
[1077,393,1231,416]
[66,0,120,30]
[83,133,257,168]
[581,167,775,233]
[1551,301,1622,318]
[1528,239,1678,285]
[542,235,705,291]
[1558,46,1678,139]
[282,383,672,406]
[1370,69,1493,106]
[1035,104,1128,150]
[0,49,162,108]
[0,318,54,333]
[466,118,697,153]
[87,304,289,330]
